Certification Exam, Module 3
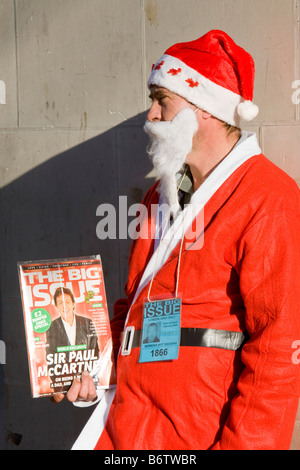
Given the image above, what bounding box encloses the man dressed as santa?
[58,30,300,450]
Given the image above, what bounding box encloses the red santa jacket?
[95,135,300,450]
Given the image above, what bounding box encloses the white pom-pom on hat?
[237,100,259,121]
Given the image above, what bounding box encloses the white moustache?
[144,107,198,147]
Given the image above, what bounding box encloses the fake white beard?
[144,108,199,215]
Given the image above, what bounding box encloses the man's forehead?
[56,293,73,302]
[149,85,176,98]
[149,85,192,107]
[149,85,193,110]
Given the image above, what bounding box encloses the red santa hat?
[148,30,259,127]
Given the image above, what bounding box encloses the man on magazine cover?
[58,30,300,450]
[46,287,99,356]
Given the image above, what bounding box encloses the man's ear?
[200,110,212,120]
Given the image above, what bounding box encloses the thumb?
[52,392,65,403]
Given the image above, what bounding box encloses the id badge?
[139,298,181,363]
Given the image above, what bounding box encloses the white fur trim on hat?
[148,54,259,127]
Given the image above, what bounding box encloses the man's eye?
[158,96,167,105]
[148,94,168,105]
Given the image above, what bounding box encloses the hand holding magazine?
[18,255,116,398]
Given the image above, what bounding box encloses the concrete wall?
[0,0,299,450]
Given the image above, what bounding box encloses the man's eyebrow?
[148,88,170,101]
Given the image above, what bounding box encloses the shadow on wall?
[0,111,154,450]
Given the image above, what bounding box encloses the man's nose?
[147,101,162,122]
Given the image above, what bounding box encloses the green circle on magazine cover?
[31,308,52,333]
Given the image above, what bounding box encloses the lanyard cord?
[147,168,188,302]
[175,234,185,299]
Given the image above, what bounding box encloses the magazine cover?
[18,255,116,398]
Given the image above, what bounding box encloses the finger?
[77,371,92,400]
[87,375,98,402]
[52,393,65,403]
[78,372,97,401]
[66,377,81,402]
